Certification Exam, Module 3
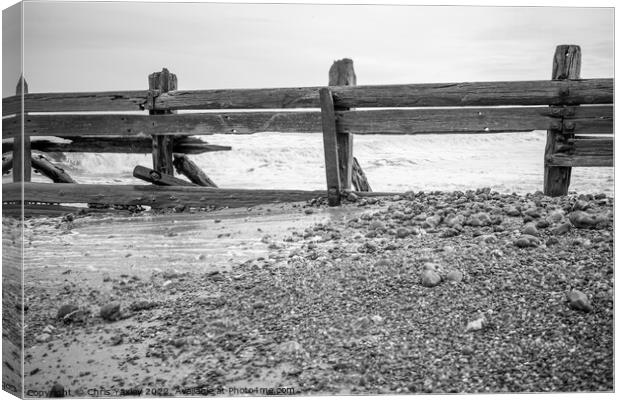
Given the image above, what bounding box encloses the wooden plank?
[2,111,323,138]
[331,78,612,109]
[132,165,197,186]
[1,137,232,154]
[147,78,613,111]
[3,183,394,208]
[319,88,341,206]
[337,107,558,134]
[31,153,76,183]
[2,203,132,218]
[544,45,581,197]
[172,154,217,187]
[568,137,613,156]
[547,154,613,167]
[2,90,147,115]
[562,105,614,134]
[150,68,176,175]
[13,75,31,182]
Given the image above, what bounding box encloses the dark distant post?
[149,68,176,175]
[13,75,31,182]
[320,87,342,206]
[544,45,581,196]
[329,59,355,191]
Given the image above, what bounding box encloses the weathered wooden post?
[544,45,581,196]
[329,59,355,191]
[319,87,342,206]
[13,75,31,182]
[328,59,372,193]
[148,68,176,175]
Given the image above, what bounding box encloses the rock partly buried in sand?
[100,302,122,322]
[56,304,79,320]
[535,219,551,229]
[445,270,463,283]
[572,200,590,211]
[347,192,359,202]
[546,237,560,247]
[35,333,51,343]
[566,290,593,313]
[549,210,564,223]
[368,220,386,231]
[465,212,492,227]
[420,270,442,287]
[521,223,539,237]
[568,211,609,229]
[514,235,540,248]
[505,206,521,217]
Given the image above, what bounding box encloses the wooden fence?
[2,44,614,213]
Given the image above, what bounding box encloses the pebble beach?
[8,187,614,395]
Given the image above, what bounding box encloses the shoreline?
[3,188,614,394]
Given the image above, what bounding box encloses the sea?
[15,131,615,196]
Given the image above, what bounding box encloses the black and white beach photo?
[1,0,615,397]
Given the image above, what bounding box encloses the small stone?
[514,234,540,248]
[56,304,79,320]
[462,346,474,355]
[110,335,123,346]
[100,302,122,322]
[420,270,441,287]
[395,228,410,238]
[466,212,492,227]
[278,340,303,354]
[36,333,51,343]
[505,206,521,217]
[347,192,359,202]
[552,222,572,236]
[371,315,384,324]
[423,262,438,271]
[523,208,541,219]
[566,290,593,312]
[572,200,590,211]
[521,223,538,237]
[465,316,487,332]
[535,219,550,229]
[368,220,386,231]
[440,228,459,238]
[569,211,609,229]
[304,208,314,215]
[546,237,560,246]
[445,270,463,283]
[549,210,564,223]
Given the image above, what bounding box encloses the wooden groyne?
[2,44,613,213]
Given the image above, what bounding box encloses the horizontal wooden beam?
[2,183,394,208]
[2,137,231,154]
[2,111,322,138]
[568,137,614,156]
[2,203,133,217]
[332,79,613,109]
[2,90,147,116]
[337,107,557,134]
[562,105,614,134]
[547,154,613,167]
[2,79,612,115]
[133,165,197,186]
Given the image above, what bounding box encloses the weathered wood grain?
[133,165,197,186]
[329,59,357,191]
[2,90,147,115]
[1,137,231,154]
[2,111,323,138]
[352,157,372,192]
[147,79,613,111]
[568,137,614,156]
[3,183,394,208]
[337,107,558,134]
[547,154,613,167]
[562,105,614,134]
[172,154,217,187]
[544,45,580,197]
[31,153,76,183]
[320,88,341,206]
[150,68,176,175]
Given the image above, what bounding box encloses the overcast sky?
[2,1,614,97]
